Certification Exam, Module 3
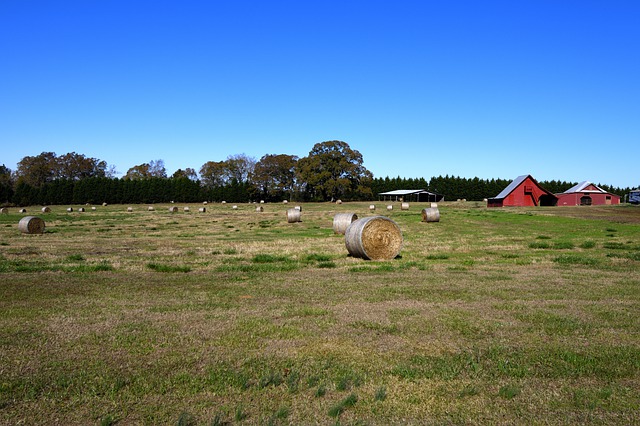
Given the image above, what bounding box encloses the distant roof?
[563,181,607,194]
[492,175,529,200]
[378,189,437,196]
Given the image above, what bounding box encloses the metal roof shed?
[378,189,443,202]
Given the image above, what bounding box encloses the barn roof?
[491,175,529,200]
[563,181,608,194]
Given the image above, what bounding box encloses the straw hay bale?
[287,208,301,223]
[369,205,375,211]
[256,206,264,212]
[203,201,208,205]
[18,216,45,234]
[91,206,96,211]
[102,202,107,206]
[78,207,85,212]
[19,208,27,213]
[199,207,206,213]
[148,206,155,211]
[333,212,358,235]
[345,216,403,260]
[294,205,301,211]
[401,202,409,210]
[336,199,342,204]
[1,208,8,214]
[66,208,73,213]
[41,207,51,213]
[431,202,438,208]
[283,200,288,204]
[421,207,440,223]
[386,205,393,211]
[169,206,178,213]
[260,200,265,204]
[232,205,238,210]
[127,207,133,212]
[184,207,190,212]
[221,201,226,204]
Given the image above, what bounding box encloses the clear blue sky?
[2,0,638,188]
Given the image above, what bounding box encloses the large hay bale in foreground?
[333,212,358,235]
[18,216,45,234]
[286,208,301,223]
[41,207,51,213]
[421,207,440,223]
[345,216,403,260]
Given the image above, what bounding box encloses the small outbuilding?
[487,175,558,207]
[556,181,620,206]
[378,189,444,202]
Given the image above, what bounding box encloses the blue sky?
[1,1,638,188]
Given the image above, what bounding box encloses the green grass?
[0,202,639,424]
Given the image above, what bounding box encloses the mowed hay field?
[1,202,639,425]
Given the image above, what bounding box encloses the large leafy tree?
[16,152,107,187]
[252,154,298,201]
[124,159,167,180]
[296,140,373,201]
[199,154,256,189]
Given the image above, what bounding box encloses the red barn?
[487,175,558,207]
[556,181,620,206]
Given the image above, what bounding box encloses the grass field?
[1,201,639,425]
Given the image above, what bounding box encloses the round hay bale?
[1,208,9,214]
[78,207,85,212]
[345,216,403,260]
[369,204,375,211]
[294,205,301,211]
[336,199,342,204]
[127,207,133,212]
[91,206,96,211]
[260,200,265,204]
[148,206,155,211]
[386,205,393,211]
[19,208,27,213]
[333,212,358,235]
[401,202,409,210]
[283,200,288,204]
[67,207,73,213]
[286,208,301,223]
[41,207,51,213]
[169,206,178,213]
[184,207,190,212]
[203,201,208,205]
[102,202,107,206]
[221,201,226,204]
[199,207,206,213]
[256,206,264,212]
[430,202,438,208]
[232,205,238,210]
[421,207,440,223]
[18,216,45,234]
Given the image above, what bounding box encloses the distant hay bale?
[18,216,45,234]
[256,206,264,212]
[148,206,155,211]
[421,207,440,223]
[283,200,288,204]
[369,204,375,211]
[333,212,358,235]
[41,207,51,213]
[232,205,238,210]
[184,207,190,212]
[260,200,265,204]
[431,202,438,208]
[221,201,226,204]
[401,202,409,210]
[19,208,27,213]
[336,199,342,204]
[483,198,488,203]
[102,202,107,206]
[203,201,208,205]
[199,207,206,213]
[127,207,133,212]
[294,206,301,211]
[169,206,178,213]
[78,207,85,212]
[286,208,301,223]
[67,207,73,213]
[1,208,8,214]
[345,216,403,260]
[386,205,393,211]
[91,206,96,211]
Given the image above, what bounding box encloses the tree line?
[0,141,634,206]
